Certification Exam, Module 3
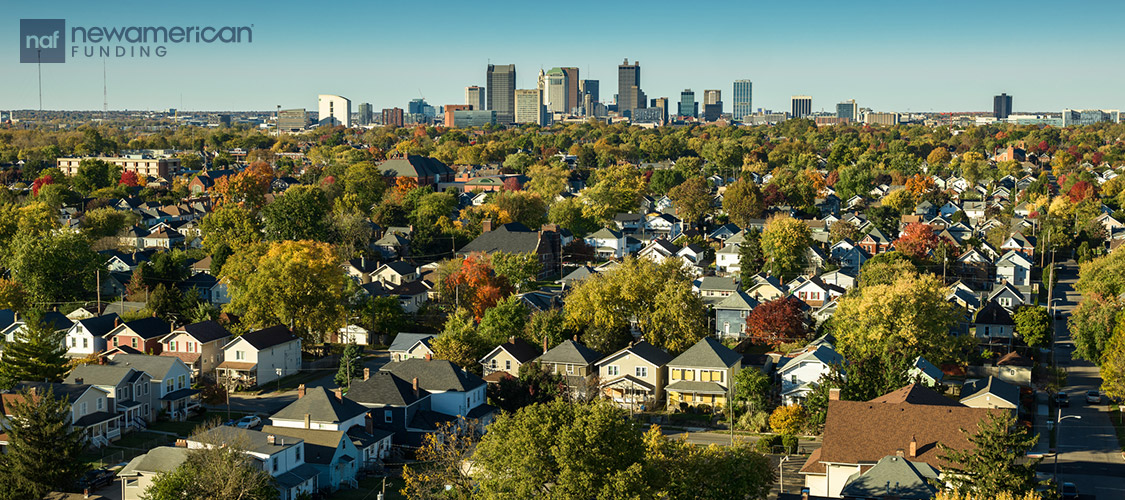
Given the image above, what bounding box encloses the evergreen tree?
[938,411,1042,496]
[0,386,88,499]
[0,311,70,388]
[334,344,364,388]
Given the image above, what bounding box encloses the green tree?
[262,185,331,241]
[490,251,542,292]
[200,204,263,252]
[638,425,774,500]
[938,411,1041,496]
[81,206,138,239]
[760,214,811,278]
[0,312,70,388]
[487,362,566,413]
[524,309,568,352]
[723,177,765,228]
[334,344,364,387]
[649,169,686,196]
[0,386,88,499]
[1069,296,1119,363]
[732,367,772,414]
[72,158,121,194]
[8,231,99,304]
[1012,306,1051,348]
[431,308,486,371]
[858,251,919,287]
[526,162,570,202]
[478,295,529,347]
[1101,328,1125,402]
[828,219,861,244]
[146,426,278,500]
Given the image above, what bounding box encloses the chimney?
[412,377,419,397]
[175,438,187,447]
[114,318,120,328]
[828,388,841,401]
[909,435,917,458]
[303,413,311,429]
[508,336,515,345]
[297,384,306,399]
[896,448,905,457]
[365,413,374,434]
[267,434,275,445]
[333,387,343,402]
[572,335,578,342]
[542,336,548,354]
[75,378,84,385]
[482,219,493,232]
[363,367,370,381]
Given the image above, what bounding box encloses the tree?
[737,228,765,282]
[8,231,99,305]
[769,404,806,436]
[667,176,712,226]
[81,206,137,239]
[744,297,805,348]
[524,309,568,352]
[723,178,765,227]
[927,147,952,166]
[119,169,141,187]
[490,251,541,292]
[334,344,364,387]
[649,169,686,196]
[858,251,919,287]
[760,215,811,278]
[200,205,263,252]
[581,163,647,224]
[894,222,940,260]
[0,386,88,499]
[638,425,774,500]
[1069,296,1119,363]
[1012,306,1051,348]
[487,362,567,413]
[0,279,28,312]
[1101,328,1125,402]
[732,368,772,414]
[478,295,529,347]
[882,188,915,214]
[938,411,1041,496]
[402,420,479,500]
[431,308,486,370]
[222,240,346,346]
[212,160,274,211]
[526,162,569,201]
[828,219,861,244]
[146,426,278,500]
[262,185,331,241]
[72,158,121,194]
[444,253,511,321]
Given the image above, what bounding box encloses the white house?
[380,358,491,421]
[777,339,843,405]
[585,228,626,260]
[715,244,741,274]
[269,385,369,432]
[183,427,320,500]
[216,325,302,388]
[63,313,122,358]
[995,250,1032,287]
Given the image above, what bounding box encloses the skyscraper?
[381,107,403,128]
[617,59,643,117]
[465,86,485,110]
[679,89,697,118]
[562,67,580,114]
[732,80,752,120]
[317,94,351,127]
[514,89,544,125]
[651,97,669,124]
[487,64,516,124]
[836,99,857,121]
[358,103,373,125]
[580,80,600,103]
[704,90,721,106]
[791,96,812,119]
[994,93,1012,119]
[546,68,569,114]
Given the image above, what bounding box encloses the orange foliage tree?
[893,222,940,259]
[213,161,274,211]
[905,174,935,197]
[446,252,512,320]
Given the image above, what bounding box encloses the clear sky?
[3,0,1122,113]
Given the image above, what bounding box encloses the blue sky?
[3,0,1122,113]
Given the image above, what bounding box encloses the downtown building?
[791,95,812,119]
[836,100,857,121]
[318,94,351,127]
[465,86,485,110]
[514,89,545,125]
[732,80,752,121]
[487,64,516,124]
[1061,109,1119,126]
[617,59,645,117]
[993,93,1012,119]
[382,107,404,128]
[679,89,698,118]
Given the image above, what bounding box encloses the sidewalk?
[1031,390,1051,456]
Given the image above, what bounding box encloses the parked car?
[1055,392,1069,408]
[76,468,115,491]
[1061,481,1079,499]
[1086,390,1101,404]
[235,415,261,429]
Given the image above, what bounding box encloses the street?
[1042,261,1125,499]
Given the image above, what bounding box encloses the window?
[113,337,119,346]
[606,365,619,376]
[170,341,177,352]
[671,369,680,380]
[635,366,648,378]
[566,364,574,374]
[489,359,497,370]
[384,410,393,423]
[97,398,103,410]
[272,457,278,472]
[505,360,511,370]
[131,338,138,348]
[165,379,174,393]
[83,338,88,349]
[791,375,797,383]
[295,446,301,461]
[80,402,88,415]
[179,375,186,389]
[235,351,245,361]
[683,370,694,381]
[71,338,76,347]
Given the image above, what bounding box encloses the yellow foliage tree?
[769,405,806,436]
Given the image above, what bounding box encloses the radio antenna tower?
[103,59,108,120]
[37,50,43,112]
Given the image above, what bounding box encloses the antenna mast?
[103,59,108,120]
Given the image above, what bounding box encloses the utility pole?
[96,269,102,313]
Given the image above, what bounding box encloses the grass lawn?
[147,410,254,437]
[331,476,406,500]
[112,431,174,450]
[668,413,713,425]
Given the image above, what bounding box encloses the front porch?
[217,361,258,389]
[600,376,659,411]
[76,412,124,448]
[665,380,728,412]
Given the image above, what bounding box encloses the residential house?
[665,337,742,411]
[381,357,491,421]
[778,338,843,405]
[1,382,120,449]
[118,447,192,500]
[959,376,1019,410]
[708,224,741,241]
[613,213,644,233]
[159,320,232,379]
[65,364,154,432]
[63,313,122,358]
[261,425,360,491]
[818,270,857,291]
[106,317,173,355]
[638,238,681,264]
[907,356,944,388]
[184,427,320,500]
[387,280,430,314]
[973,302,1015,346]
[745,274,787,302]
[346,370,437,447]
[108,354,196,420]
[988,282,1026,310]
[829,239,869,273]
[371,261,418,287]
[270,385,368,432]
[458,221,562,279]
[995,250,1032,287]
[677,244,708,265]
[838,455,939,500]
[536,340,603,399]
[378,155,455,187]
[388,333,435,362]
[344,257,380,284]
[858,228,892,255]
[585,228,626,260]
[696,276,739,305]
[479,337,540,382]
[715,244,741,274]
[595,340,673,411]
[141,227,185,249]
[2,311,72,348]
[216,325,302,388]
[373,231,410,259]
[714,290,759,339]
[645,213,683,240]
[789,277,845,308]
[1000,232,1035,257]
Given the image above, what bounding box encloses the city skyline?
[3,0,1124,113]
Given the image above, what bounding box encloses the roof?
[960,377,1019,407]
[869,384,961,406]
[160,387,200,401]
[175,320,231,344]
[235,325,299,350]
[275,463,321,489]
[40,311,74,331]
[909,356,945,384]
[538,340,602,366]
[599,340,674,368]
[388,333,435,353]
[974,301,1014,326]
[839,455,940,499]
[109,354,185,380]
[996,351,1033,367]
[668,337,741,368]
[261,425,349,465]
[74,410,119,427]
[64,365,138,387]
[714,290,759,311]
[381,358,486,393]
[490,337,540,364]
[459,222,544,254]
[5,382,97,408]
[778,345,843,374]
[378,261,416,275]
[588,227,623,240]
[117,317,172,340]
[378,155,454,179]
[346,372,430,406]
[698,276,738,292]
[271,386,369,424]
[118,446,189,476]
[665,380,728,394]
[190,426,300,456]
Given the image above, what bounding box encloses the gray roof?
[64,365,138,387]
[381,358,485,392]
[119,316,172,340]
[378,155,454,179]
[588,227,623,240]
[665,380,728,394]
[598,340,673,367]
[840,455,939,499]
[346,371,429,406]
[271,386,369,424]
[190,426,301,456]
[777,345,843,374]
[698,276,738,292]
[109,353,185,380]
[9,382,97,405]
[669,337,741,369]
[275,463,321,489]
[910,356,944,384]
[236,325,299,350]
[459,222,543,255]
[177,320,231,344]
[119,446,189,476]
[960,376,1019,407]
[262,425,349,466]
[537,340,602,366]
[388,333,435,353]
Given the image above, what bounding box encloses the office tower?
[994,93,1012,119]
[487,63,516,124]
[836,99,857,121]
[537,69,547,105]
[546,68,570,114]
[408,98,427,115]
[864,112,900,126]
[515,89,544,125]
[580,80,600,103]
[453,110,496,128]
[317,94,351,127]
[381,107,404,127]
[562,67,580,114]
[703,103,722,122]
[651,97,669,123]
[617,59,643,116]
[1061,109,1121,126]
[277,108,308,132]
[465,86,485,110]
[444,104,471,128]
[732,80,752,120]
[791,95,812,119]
[679,89,697,118]
[358,103,373,125]
[704,90,721,106]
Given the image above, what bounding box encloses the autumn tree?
[146,426,277,500]
[1101,328,1125,402]
[0,279,28,312]
[212,160,273,211]
[638,425,774,500]
[200,204,263,252]
[858,251,920,287]
[262,184,331,241]
[882,188,915,214]
[905,173,936,197]
[119,169,141,187]
[893,222,939,260]
[402,420,479,500]
[760,214,811,278]
[581,163,647,224]
[1012,306,1051,348]
[723,178,765,228]
[927,147,952,166]
[444,253,511,321]
[744,297,805,347]
[7,231,99,304]
[769,404,806,436]
[1070,247,1125,362]
[828,219,861,244]
[222,240,345,345]
[526,162,570,202]
[667,176,712,226]
[490,252,541,292]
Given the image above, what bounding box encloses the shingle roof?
[346,371,429,406]
[108,354,184,380]
[960,376,1019,407]
[496,338,540,364]
[388,333,434,353]
[190,426,300,455]
[537,340,602,366]
[668,337,741,368]
[381,358,485,392]
[261,425,348,465]
[378,155,454,179]
[458,222,543,254]
[176,320,231,344]
[869,384,961,406]
[118,446,189,476]
[236,325,298,350]
[64,365,137,386]
[40,311,74,331]
[974,302,1014,326]
[120,317,172,340]
[598,340,673,367]
[270,386,368,424]
[839,455,939,499]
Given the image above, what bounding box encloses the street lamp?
[778,455,791,494]
[1053,410,1081,483]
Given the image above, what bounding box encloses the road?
[1042,261,1125,499]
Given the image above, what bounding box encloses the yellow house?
[479,337,541,383]
[665,337,742,411]
[595,340,673,411]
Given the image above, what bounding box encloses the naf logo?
[20,19,66,63]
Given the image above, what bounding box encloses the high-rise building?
[537,69,547,105]
[381,107,404,128]
[487,64,516,124]
[562,67,580,114]
[277,108,308,132]
[791,96,812,119]
[514,89,544,125]
[679,89,697,118]
[408,99,427,116]
[732,80,752,120]
[1062,109,1121,126]
[358,103,373,125]
[617,59,643,117]
[993,93,1012,119]
[651,97,669,123]
[444,104,471,128]
[703,103,722,122]
[580,80,600,103]
[317,94,351,127]
[864,112,900,126]
[704,90,721,106]
[453,110,496,128]
[836,100,857,121]
[465,86,485,110]
[546,68,570,114]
